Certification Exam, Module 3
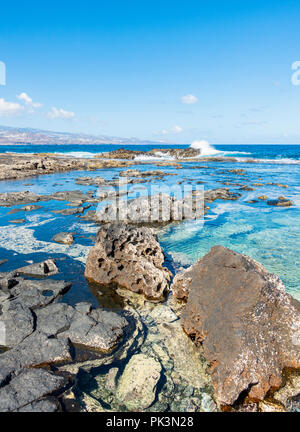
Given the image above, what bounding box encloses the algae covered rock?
[116,353,162,410]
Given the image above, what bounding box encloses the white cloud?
[181,94,198,105]
[161,125,183,135]
[17,92,42,108]
[0,98,24,116]
[47,107,75,120]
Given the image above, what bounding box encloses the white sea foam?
[190,140,221,156]
[134,153,176,162]
[235,157,300,165]
[54,151,96,158]
[0,224,90,263]
[189,140,252,157]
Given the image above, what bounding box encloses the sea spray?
[190,140,220,156]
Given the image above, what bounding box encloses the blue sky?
[0,0,300,144]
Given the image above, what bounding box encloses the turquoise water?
[0,144,299,301]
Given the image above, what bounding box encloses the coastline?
[0,146,299,412]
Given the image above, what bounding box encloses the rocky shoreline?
[1,222,299,412]
[0,149,299,412]
[0,149,295,182]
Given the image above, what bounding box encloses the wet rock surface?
[0,149,298,412]
[267,197,294,207]
[52,232,74,245]
[116,353,162,410]
[0,257,130,412]
[175,246,300,406]
[68,296,215,413]
[85,224,171,300]
[0,368,67,412]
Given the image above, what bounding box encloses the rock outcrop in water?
[0,153,135,181]
[172,246,300,406]
[96,147,201,160]
[105,147,203,160]
[85,224,171,300]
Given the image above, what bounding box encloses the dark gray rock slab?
[9,279,72,309]
[16,259,58,277]
[0,368,66,412]
[62,307,128,352]
[0,301,34,347]
[35,303,76,336]
[0,331,72,376]
[16,397,60,412]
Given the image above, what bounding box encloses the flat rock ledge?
[0,260,129,412]
[171,246,300,406]
[0,153,135,181]
[85,223,171,300]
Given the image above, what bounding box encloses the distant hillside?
[0,125,162,145]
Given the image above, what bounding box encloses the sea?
[0,143,299,303]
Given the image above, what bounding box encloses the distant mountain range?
[0,125,163,145]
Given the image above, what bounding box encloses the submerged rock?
[116,353,162,410]
[174,246,300,406]
[267,197,294,207]
[85,224,171,300]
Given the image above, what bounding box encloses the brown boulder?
[85,224,171,300]
[172,246,300,405]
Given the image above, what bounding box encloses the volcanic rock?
[0,368,66,412]
[173,246,300,405]
[85,224,171,300]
